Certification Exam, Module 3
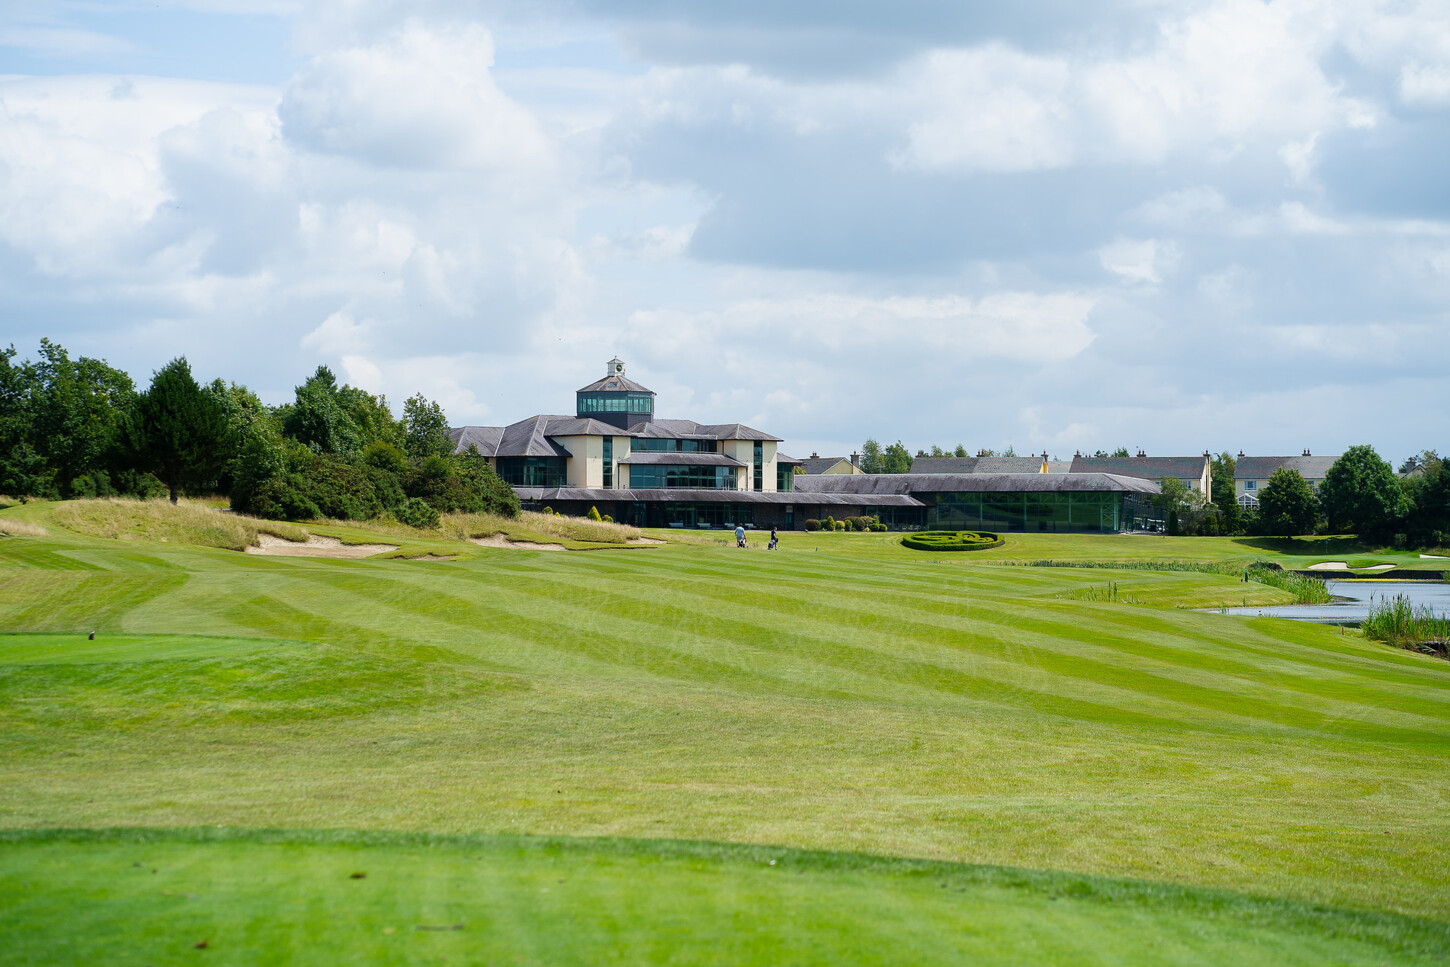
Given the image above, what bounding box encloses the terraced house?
[451,359,1161,533]
[1232,451,1339,510]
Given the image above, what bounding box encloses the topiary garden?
[900,530,1004,551]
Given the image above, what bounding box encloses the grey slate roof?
[449,425,504,457]
[796,472,1160,495]
[1234,455,1339,480]
[542,417,629,437]
[1045,460,1072,474]
[909,456,1044,474]
[1069,456,1207,481]
[619,452,747,467]
[498,415,575,458]
[514,487,923,507]
[576,373,654,394]
[630,418,782,442]
[775,452,804,465]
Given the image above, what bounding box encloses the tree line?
[0,340,517,525]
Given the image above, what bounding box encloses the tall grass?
[0,518,46,537]
[1362,593,1450,657]
[52,499,307,550]
[444,509,641,544]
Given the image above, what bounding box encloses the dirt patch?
[1307,561,1349,570]
[403,554,455,562]
[627,537,666,545]
[245,533,397,558]
[469,535,566,551]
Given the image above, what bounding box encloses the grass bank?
[50,499,308,550]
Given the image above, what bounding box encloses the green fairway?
[2,501,1449,960]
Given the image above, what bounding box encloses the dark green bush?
[900,530,1004,552]
[397,496,441,528]
[804,519,822,531]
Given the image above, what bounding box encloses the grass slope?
[4,829,1447,966]
[2,502,1449,960]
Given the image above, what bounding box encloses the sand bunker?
[1307,562,1349,570]
[470,535,566,551]
[627,537,666,545]
[1422,554,1449,560]
[246,533,397,558]
[1363,564,1396,571]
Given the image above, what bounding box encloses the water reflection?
[1216,580,1450,624]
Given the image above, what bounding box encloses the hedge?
[900,530,1004,552]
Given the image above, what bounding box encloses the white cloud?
[1098,238,1175,284]
[1400,63,1450,107]
[301,309,371,355]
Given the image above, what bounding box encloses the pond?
[1215,580,1450,625]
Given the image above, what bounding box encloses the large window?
[628,465,735,489]
[576,392,654,415]
[632,438,716,452]
[646,502,755,528]
[930,491,1130,532]
[602,436,613,489]
[753,442,763,492]
[776,465,794,492]
[496,457,567,487]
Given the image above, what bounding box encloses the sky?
[2,0,1447,463]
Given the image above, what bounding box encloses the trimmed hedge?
[900,530,1004,552]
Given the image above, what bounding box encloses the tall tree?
[1318,444,1410,541]
[859,438,883,474]
[1210,452,1242,534]
[1258,467,1319,537]
[403,393,452,460]
[130,357,226,504]
[26,339,135,495]
[881,441,911,474]
[1153,476,1190,534]
[953,444,967,458]
[0,346,47,497]
[283,366,362,454]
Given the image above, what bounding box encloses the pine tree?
[130,357,226,504]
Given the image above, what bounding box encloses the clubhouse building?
[450,359,1159,532]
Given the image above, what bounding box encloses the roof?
[575,373,654,395]
[619,452,746,467]
[909,456,1045,474]
[513,487,923,507]
[449,425,504,457]
[497,415,574,458]
[795,472,1160,495]
[630,418,782,442]
[1068,456,1207,480]
[1045,460,1072,474]
[542,417,630,437]
[775,452,804,465]
[799,456,856,474]
[1234,455,1339,479]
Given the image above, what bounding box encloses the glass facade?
[576,391,654,415]
[776,465,794,492]
[628,464,735,489]
[647,502,755,529]
[632,438,716,452]
[602,436,613,489]
[929,491,1141,532]
[496,456,568,487]
[753,442,763,491]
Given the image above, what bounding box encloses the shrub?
[804,519,822,531]
[901,530,1005,552]
[835,520,846,531]
[397,496,441,529]
[587,505,603,522]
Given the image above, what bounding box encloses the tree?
[1402,455,1449,548]
[1210,452,1242,535]
[283,366,362,454]
[881,441,911,474]
[18,339,136,496]
[130,357,226,504]
[402,393,452,460]
[953,444,967,458]
[1258,467,1319,537]
[1152,476,1190,535]
[859,438,883,474]
[1111,447,1131,458]
[0,346,47,497]
[1003,444,1017,457]
[1318,444,1410,541]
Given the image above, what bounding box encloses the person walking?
[769,526,778,550]
[735,523,746,548]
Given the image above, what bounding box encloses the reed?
[1362,592,1450,657]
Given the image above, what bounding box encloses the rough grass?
[0,518,46,537]
[1363,594,1450,657]
[997,559,1331,604]
[49,498,307,550]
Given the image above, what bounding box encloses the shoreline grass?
[1363,593,1450,658]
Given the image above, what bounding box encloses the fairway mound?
[245,534,397,558]
[469,535,566,551]
[902,530,1004,552]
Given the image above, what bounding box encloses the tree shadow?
[1231,535,1369,556]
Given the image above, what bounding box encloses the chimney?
[1074,449,1081,457]
[1136,449,1146,458]
[1302,448,1310,456]
[977,449,986,457]
[810,451,819,459]
[1237,450,1244,458]
[850,452,859,467]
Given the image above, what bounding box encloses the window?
[753,442,763,492]
[627,465,735,489]
[1245,480,1257,491]
[776,464,794,492]
[602,436,613,489]
[632,438,716,452]
[496,457,567,487]
[576,392,654,415]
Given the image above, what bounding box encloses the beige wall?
[554,433,632,489]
